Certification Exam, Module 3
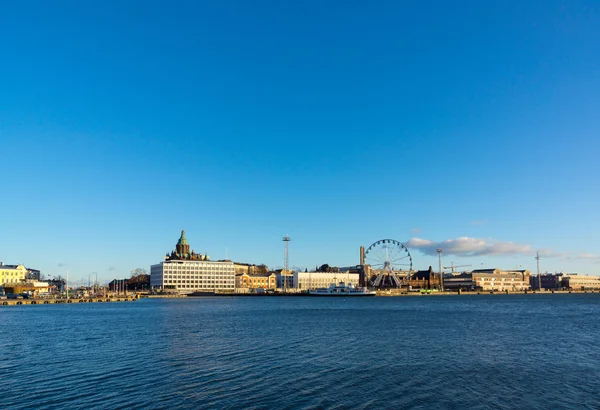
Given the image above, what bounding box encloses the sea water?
[1,294,599,409]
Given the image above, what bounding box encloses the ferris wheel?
[364,239,413,288]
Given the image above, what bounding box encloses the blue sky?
[1,0,599,282]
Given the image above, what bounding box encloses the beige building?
[444,269,531,291]
[562,274,600,290]
[0,263,27,286]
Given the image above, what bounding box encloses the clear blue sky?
[1,0,599,282]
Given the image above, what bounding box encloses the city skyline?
[1,1,599,280]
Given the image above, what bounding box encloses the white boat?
[307,282,377,297]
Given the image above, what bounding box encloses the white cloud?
[411,228,422,234]
[537,249,567,258]
[538,249,600,261]
[578,253,599,260]
[406,237,531,257]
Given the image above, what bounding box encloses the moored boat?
[307,282,376,296]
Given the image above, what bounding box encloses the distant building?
[128,274,150,291]
[46,277,65,292]
[234,263,269,275]
[275,270,295,289]
[406,267,441,289]
[0,263,27,286]
[26,268,41,281]
[562,274,600,290]
[534,273,600,290]
[538,273,563,290]
[294,271,359,290]
[444,268,531,291]
[108,279,130,292]
[151,230,235,294]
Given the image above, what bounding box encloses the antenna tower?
[535,251,542,290]
[437,249,443,291]
[283,235,291,291]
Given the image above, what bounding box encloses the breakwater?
[1,296,138,306]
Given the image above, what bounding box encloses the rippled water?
[1,294,600,409]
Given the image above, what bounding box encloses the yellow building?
[0,263,27,286]
[235,273,277,289]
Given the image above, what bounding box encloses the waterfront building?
[406,267,441,290]
[275,270,295,289]
[235,272,277,289]
[151,230,235,294]
[562,274,600,290]
[536,272,600,290]
[294,271,359,290]
[0,263,27,286]
[539,273,562,290]
[443,268,531,291]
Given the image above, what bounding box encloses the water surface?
[1,294,599,409]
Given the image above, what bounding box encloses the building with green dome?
[151,230,235,294]
[165,230,209,261]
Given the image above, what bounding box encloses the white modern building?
[150,230,236,294]
[276,271,295,289]
[294,271,360,290]
[151,260,235,294]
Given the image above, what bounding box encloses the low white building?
[294,271,360,290]
[151,260,235,294]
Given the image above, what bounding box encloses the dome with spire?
[177,229,189,246]
[165,229,207,261]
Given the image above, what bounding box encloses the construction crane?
[443,262,472,275]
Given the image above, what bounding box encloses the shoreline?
[143,289,599,298]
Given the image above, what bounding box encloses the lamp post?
[437,249,443,291]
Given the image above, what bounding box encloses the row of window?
[163,280,234,284]
[163,265,235,270]
[164,274,233,279]
[165,268,233,271]
[168,285,235,289]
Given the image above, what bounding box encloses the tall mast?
[283,235,291,291]
[536,251,542,290]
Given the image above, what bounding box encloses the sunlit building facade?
[0,263,27,286]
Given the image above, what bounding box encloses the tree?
[130,268,147,278]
